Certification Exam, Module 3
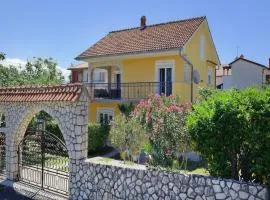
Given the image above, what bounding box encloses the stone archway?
[0,84,88,195]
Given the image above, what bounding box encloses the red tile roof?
[76,16,206,60]
[67,63,88,70]
[0,83,84,103]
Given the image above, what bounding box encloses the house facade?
[220,55,270,89]
[73,16,220,123]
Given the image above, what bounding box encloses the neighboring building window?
[184,63,190,82]
[200,35,205,60]
[97,109,114,125]
[208,68,213,85]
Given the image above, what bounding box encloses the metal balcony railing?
[86,82,173,100]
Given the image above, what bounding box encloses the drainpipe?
[179,48,194,103]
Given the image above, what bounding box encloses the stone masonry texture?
[71,159,268,200]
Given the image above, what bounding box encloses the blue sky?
[1,0,270,77]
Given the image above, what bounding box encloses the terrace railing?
[86,82,172,100]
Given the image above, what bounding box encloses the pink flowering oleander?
[134,94,191,121]
[132,94,191,165]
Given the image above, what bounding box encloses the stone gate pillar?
[0,84,89,188]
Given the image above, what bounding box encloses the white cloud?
[0,57,70,82]
[0,58,27,70]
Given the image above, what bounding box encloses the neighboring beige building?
[216,55,270,89]
[68,63,108,83]
[216,64,231,89]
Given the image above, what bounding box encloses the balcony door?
[158,67,172,96]
[115,73,121,98]
[116,73,121,89]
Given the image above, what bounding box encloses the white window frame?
[96,108,114,124]
[200,35,205,61]
[155,60,175,82]
[208,67,213,85]
[155,60,175,94]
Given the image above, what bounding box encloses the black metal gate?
[18,129,69,195]
[0,132,6,175]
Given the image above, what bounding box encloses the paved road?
[0,184,31,200]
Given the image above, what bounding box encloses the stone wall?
[71,157,268,200]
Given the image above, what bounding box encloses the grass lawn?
[187,167,209,176]
[97,156,210,176]
[184,160,209,176]
[147,159,210,176]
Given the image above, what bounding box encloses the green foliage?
[143,141,153,155]
[134,95,191,167]
[0,52,5,61]
[118,102,135,117]
[0,56,64,87]
[46,121,64,141]
[110,114,147,162]
[26,111,64,141]
[198,87,216,101]
[187,87,270,184]
[88,123,109,154]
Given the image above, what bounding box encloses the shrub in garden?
[118,102,135,117]
[88,123,109,154]
[187,87,270,184]
[134,95,191,167]
[197,87,217,101]
[110,114,147,162]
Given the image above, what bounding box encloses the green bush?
[187,87,270,184]
[88,123,109,154]
[118,102,135,117]
[110,114,147,162]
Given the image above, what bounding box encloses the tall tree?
[0,54,64,87]
[0,52,5,61]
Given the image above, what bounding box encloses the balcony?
[86,82,173,100]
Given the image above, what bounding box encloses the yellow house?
[73,16,220,123]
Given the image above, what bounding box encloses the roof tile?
[0,83,84,103]
[76,16,205,59]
